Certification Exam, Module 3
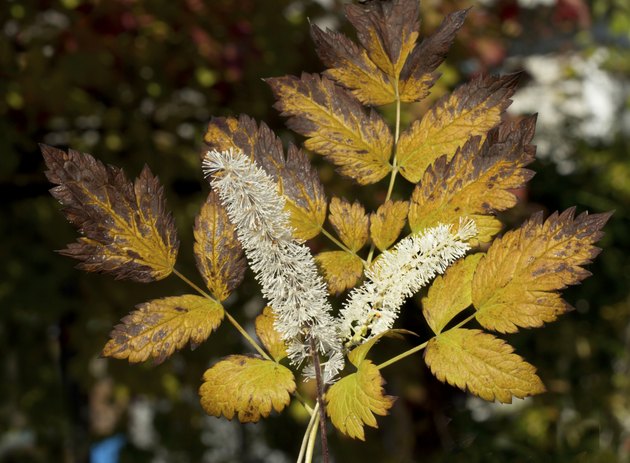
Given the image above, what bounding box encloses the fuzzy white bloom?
[202,148,344,383]
[339,219,477,348]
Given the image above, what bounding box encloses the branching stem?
[377,312,478,370]
[172,268,270,360]
[321,227,363,259]
[368,79,402,265]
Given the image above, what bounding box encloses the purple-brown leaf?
[42,145,178,282]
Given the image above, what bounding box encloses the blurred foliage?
[2,0,630,462]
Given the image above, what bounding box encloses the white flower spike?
[202,148,344,383]
[340,219,477,348]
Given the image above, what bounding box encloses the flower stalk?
[203,148,344,382]
[340,219,477,348]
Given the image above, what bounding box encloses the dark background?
[2,0,630,462]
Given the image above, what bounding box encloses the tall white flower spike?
[202,148,344,383]
[340,219,477,348]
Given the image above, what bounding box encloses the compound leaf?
[328,197,369,252]
[424,328,545,403]
[103,295,224,363]
[472,208,612,333]
[255,307,288,362]
[326,360,395,440]
[313,3,467,106]
[193,191,246,301]
[399,9,468,103]
[42,145,178,282]
[199,355,295,423]
[370,200,409,251]
[266,73,393,184]
[204,115,327,240]
[422,253,483,334]
[315,251,364,294]
[408,117,537,243]
[397,74,520,183]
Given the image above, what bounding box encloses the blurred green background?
[2,0,630,462]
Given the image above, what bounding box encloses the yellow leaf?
[255,307,288,361]
[282,145,328,240]
[315,251,364,294]
[193,191,246,301]
[399,9,468,103]
[422,254,483,334]
[266,73,393,184]
[328,197,369,252]
[396,74,520,183]
[472,208,612,333]
[424,329,545,403]
[204,115,327,240]
[103,295,224,363]
[311,24,395,106]
[199,355,295,423]
[408,117,537,243]
[369,200,409,251]
[42,145,178,282]
[345,0,419,78]
[325,360,395,440]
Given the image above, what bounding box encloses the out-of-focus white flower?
[509,50,625,174]
[339,219,476,348]
[202,148,343,383]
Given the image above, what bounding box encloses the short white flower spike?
[339,219,477,348]
[203,148,344,383]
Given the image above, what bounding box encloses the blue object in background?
[90,434,126,463]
